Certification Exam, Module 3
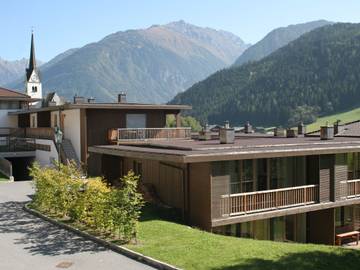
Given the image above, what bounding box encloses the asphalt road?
[0,181,154,270]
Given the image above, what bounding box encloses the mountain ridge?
[7,21,249,103]
[233,20,332,66]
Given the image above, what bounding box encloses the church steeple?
[25,31,42,107]
[26,32,37,81]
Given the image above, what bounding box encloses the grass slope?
[126,206,360,270]
[307,107,360,133]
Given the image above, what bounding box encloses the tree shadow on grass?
[139,204,183,223]
[0,201,106,256]
[211,250,360,270]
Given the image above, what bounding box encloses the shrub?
[29,162,143,242]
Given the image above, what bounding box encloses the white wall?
[35,139,59,167]
[0,110,18,128]
[62,109,81,160]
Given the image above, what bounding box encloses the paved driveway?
[0,181,154,270]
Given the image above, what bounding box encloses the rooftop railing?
[108,127,192,143]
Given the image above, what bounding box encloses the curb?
[23,204,181,270]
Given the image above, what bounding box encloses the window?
[242,160,254,192]
[0,101,20,110]
[31,86,38,93]
[335,206,354,228]
[126,114,146,128]
[31,115,36,128]
[347,153,360,180]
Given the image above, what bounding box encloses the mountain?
[8,21,249,103]
[233,20,332,67]
[0,58,29,85]
[0,58,44,86]
[170,23,360,127]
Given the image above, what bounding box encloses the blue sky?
[2,0,360,61]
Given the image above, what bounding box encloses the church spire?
[26,32,37,81]
[25,31,42,107]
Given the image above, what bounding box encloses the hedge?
[29,162,144,242]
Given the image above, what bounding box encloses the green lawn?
[126,205,360,270]
[307,107,360,133]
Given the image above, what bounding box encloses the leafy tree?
[287,105,320,126]
[166,114,202,131]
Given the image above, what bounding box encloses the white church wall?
[26,81,42,108]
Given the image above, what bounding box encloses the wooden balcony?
[24,128,55,140]
[0,128,55,140]
[220,184,319,217]
[108,127,192,143]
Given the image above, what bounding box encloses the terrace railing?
[220,184,319,216]
[0,137,36,152]
[108,127,192,143]
[346,179,360,198]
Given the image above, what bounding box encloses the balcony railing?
[346,179,360,198]
[3,128,55,140]
[108,127,192,143]
[220,184,319,216]
[0,137,36,152]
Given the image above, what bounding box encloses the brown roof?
[89,135,360,163]
[0,87,30,98]
[8,102,191,115]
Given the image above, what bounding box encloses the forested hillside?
[171,23,360,127]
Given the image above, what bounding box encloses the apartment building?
[88,122,360,245]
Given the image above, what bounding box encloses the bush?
[29,162,144,242]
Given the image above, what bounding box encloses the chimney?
[220,121,235,144]
[334,120,344,135]
[118,92,127,103]
[274,127,286,137]
[87,97,95,103]
[320,123,334,140]
[244,121,253,134]
[286,128,297,138]
[298,122,306,135]
[199,124,212,141]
